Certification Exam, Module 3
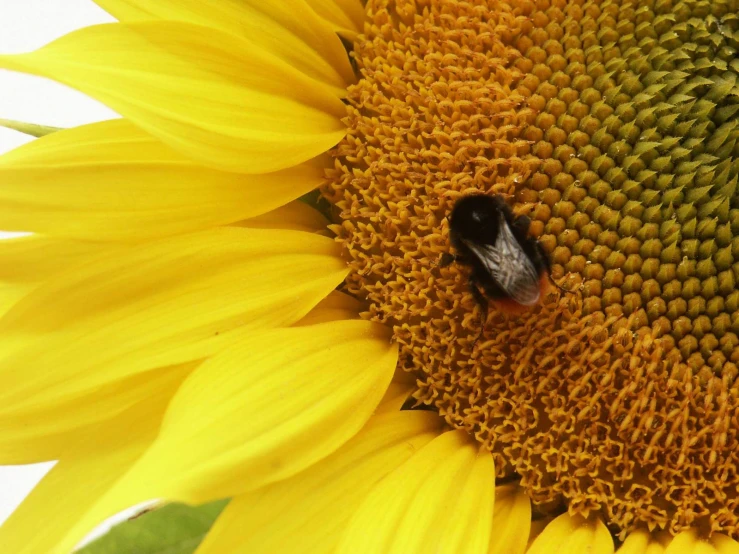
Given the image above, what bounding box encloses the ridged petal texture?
[0,119,326,240]
[0,21,346,173]
[194,410,443,554]
[488,484,531,554]
[0,235,110,284]
[22,319,397,554]
[336,430,496,554]
[92,0,355,94]
[0,227,347,463]
[527,513,614,554]
[0,199,327,322]
[109,319,398,504]
[0,282,33,319]
[665,531,739,554]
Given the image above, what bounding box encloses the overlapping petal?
[0,227,347,463]
[0,119,326,240]
[93,0,354,93]
[0,233,116,319]
[618,530,670,554]
[0,234,110,282]
[195,410,443,554]
[0,361,196,464]
[488,484,531,554]
[375,379,416,413]
[337,430,496,554]
[295,290,363,326]
[237,199,329,234]
[712,535,739,554]
[666,531,739,554]
[0,22,346,173]
[527,513,614,554]
[84,319,398,508]
[306,0,365,37]
[527,518,553,549]
[712,536,739,554]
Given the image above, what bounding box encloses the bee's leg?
[439,251,478,268]
[467,276,489,349]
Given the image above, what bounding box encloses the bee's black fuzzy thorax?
[448,194,510,251]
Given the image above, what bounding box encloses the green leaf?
[0,118,62,137]
[77,500,228,554]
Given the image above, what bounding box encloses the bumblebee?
[446,193,554,315]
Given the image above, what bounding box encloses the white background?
[0,0,118,527]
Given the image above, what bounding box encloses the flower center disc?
[323,0,739,538]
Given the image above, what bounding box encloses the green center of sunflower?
[322,0,739,539]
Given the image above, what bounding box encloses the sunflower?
[1,0,738,552]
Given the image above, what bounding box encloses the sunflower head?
[324,0,739,539]
[3,0,739,552]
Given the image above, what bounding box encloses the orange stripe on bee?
[492,273,551,316]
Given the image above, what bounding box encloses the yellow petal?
[238,199,329,234]
[337,430,496,554]
[527,513,614,554]
[0,282,34,318]
[527,518,553,549]
[306,0,365,37]
[0,22,346,174]
[0,227,346,464]
[0,234,110,282]
[666,531,739,554]
[44,322,392,553]
[302,300,408,350]
[0,120,325,240]
[488,484,531,554]
[93,0,354,93]
[0,233,114,320]
[295,290,363,326]
[195,410,444,554]
[666,531,706,554]
[712,535,739,554]
[105,319,397,505]
[618,530,671,554]
[374,365,422,412]
[0,361,196,464]
[0,439,150,554]
[375,379,415,413]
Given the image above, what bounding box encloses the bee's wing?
[463,219,542,305]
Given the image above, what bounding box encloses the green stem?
[0,118,62,137]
